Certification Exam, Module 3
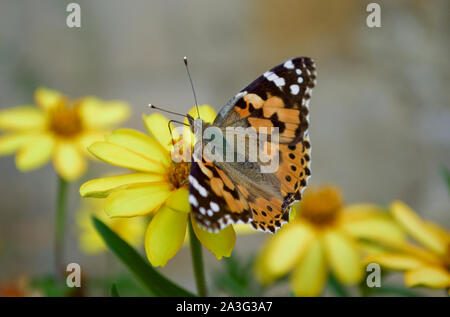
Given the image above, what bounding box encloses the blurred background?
[0,0,448,296]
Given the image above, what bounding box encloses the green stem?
[188,216,208,296]
[54,176,69,278]
[328,274,349,297]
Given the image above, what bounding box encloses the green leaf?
[31,275,74,297]
[327,274,349,297]
[111,283,120,297]
[89,273,148,296]
[92,216,195,297]
[213,254,264,296]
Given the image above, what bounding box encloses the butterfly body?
[188,57,316,233]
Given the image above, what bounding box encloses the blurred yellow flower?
[0,87,129,181]
[254,186,406,296]
[76,198,146,254]
[366,201,450,292]
[80,105,239,267]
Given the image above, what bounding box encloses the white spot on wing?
[274,77,285,87]
[264,71,285,88]
[198,186,207,197]
[210,202,219,212]
[189,175,208,197]
[290,84,300,95]
[284,60,294,69]
[267,73,278,81]
[188,194,198,207]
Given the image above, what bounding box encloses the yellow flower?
[366,201,450,292]
[80,105,238,267]
[254,186,406,296]
[0,87,130,181]
[76,198,146,254]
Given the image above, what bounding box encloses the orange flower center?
[168,161,191,189]
[166,136,192,189]
[48,101,82,138]
[299,186,342,227]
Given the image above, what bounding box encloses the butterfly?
[187,57,316,233]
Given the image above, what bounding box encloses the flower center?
[168,161,191,189]
[48,101,82,138]
[299,187,342,227]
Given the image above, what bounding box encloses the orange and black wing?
[190,57,316,233]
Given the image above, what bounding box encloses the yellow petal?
[105,182,172,217]
[53,141,86,181]
[425,221,450,244]
[34,87,64,111]
[78,229,106,254]
[77,131,107,157]
[405,266,450,288]
[340,204,389,220]
[254,222,314,284]
[80,173,165,198]
[88,141,166,173]
[390,241,443,266]
[357,240,389,255]
[391,201,447,255]
[365,253,427,271]
[142,113,179,151]
[190,214,235,260]
[106,129,170,167]
[182,105,217,146]
[340,207,406,245]
[165,187,190,213]
[145,205,187,267]
[15,133,54,172]
[233,224,260,235]
[77,199,146,254]
[0,106,45,130]
[322,229,363,285]
[0,133,34,156]
[187,104,216,124]
[79,97,130,128]
[291,239,327,297]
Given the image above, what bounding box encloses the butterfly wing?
[188,158,252,232]
[189,57,316,233]
[214,57,316,145]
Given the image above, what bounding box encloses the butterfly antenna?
[148,104,186,118]
[167,119,190,145]
[183,56,200,119]
[148,104,188,146]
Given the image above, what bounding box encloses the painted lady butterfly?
[187,57,316,233]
